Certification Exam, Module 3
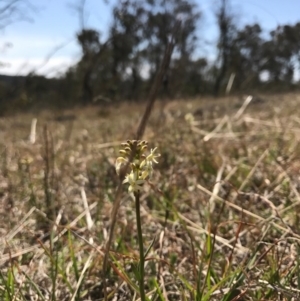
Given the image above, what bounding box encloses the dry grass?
[1,93,300,300]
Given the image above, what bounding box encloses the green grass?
[1,94,300,300]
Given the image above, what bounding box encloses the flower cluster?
[115,140,160,193]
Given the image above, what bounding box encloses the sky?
[0,0,300,77]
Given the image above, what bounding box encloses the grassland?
[1,93,300,300]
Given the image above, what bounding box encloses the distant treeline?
[1,0,300,113]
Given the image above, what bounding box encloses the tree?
[76,29,102,103]
[73,0,201,102]
[229,23,264,91]
[213,0,237,96]
[143,0,201,82]
[108,0,146,99]
[260,23,300,86]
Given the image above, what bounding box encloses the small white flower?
[145,147,160,164]
[123,172,145,192]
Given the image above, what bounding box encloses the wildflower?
[123,172,145,192]
[144,147,160,164]
[116,140,160,192]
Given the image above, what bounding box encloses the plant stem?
[135,191,146,301]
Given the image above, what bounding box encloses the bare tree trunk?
[214,0,230,97]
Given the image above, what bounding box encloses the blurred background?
[0,0,300,113]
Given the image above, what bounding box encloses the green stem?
[135,191,146,301]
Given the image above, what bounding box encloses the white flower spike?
[116,140,160,193]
